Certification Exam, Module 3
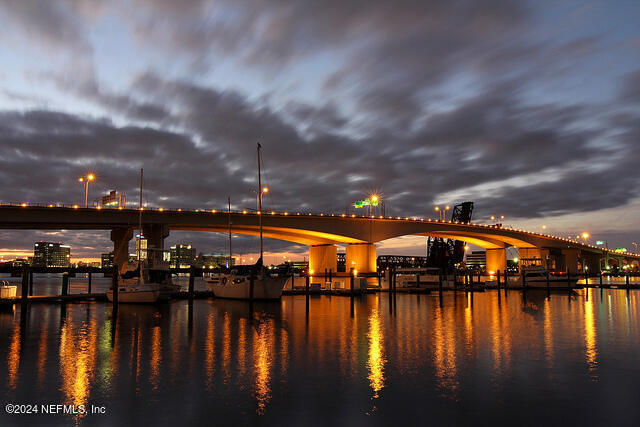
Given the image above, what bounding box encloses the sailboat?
[107,168,161,303]
[206,144,288,300]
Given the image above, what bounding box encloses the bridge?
[1,204,638,275]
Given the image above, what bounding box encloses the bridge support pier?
[560,249,580,272]
[111,227,133,271]
[308,244,337,276]
[142,224,170,250]
[583,253,601,273]
[485,248,507,274]
[345,243,377,274]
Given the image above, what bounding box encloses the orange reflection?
[238,317,247,377]
[58,312,97,419]
[205,312,215,390]
[366,309,386,400]
[432,303,459,398]
[253,318,275,415]
[6,321,20,391]
[222,312,231,384]
[584,294,598,378]
[150,326,162,391]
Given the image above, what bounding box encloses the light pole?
[632,242,638,253]
[78,173,95,207]
[434,205,450,221]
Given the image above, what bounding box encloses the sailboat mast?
[228,197,232,269]
[257,143,263,266]
[138,168,143,283]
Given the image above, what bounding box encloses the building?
[33,242,71,267]
[170,244,196,268]
[465,251,486,269]
[101,252,114,269]
[99,190,126,208]
[197,253,235,269]
[135,236,148,260]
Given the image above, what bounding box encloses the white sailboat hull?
[210,276,287,300]
[106,283,160,303]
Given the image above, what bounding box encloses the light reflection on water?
[1,285,640,425]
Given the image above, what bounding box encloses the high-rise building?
[465,251,486,268]
[170,244,196,268]
[33,242,71,267]
[101,252,114,269]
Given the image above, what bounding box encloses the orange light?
[96,206,102,210]
[242,210,247,214]
[78,177,84,182]
[211,209,216,213]
[73,204,78,209]
[20,202,27,207]
[178,208,182,211]
[262,187,269,193]
[87,174,95,181]
[159,208,164,212]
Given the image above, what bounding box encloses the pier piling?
[188,266,195,301]
[21,264,28,304]
[496,270,501,290]
[88,271,92,294]
[28,269,33,296]
[61,272,69,296]
[112,265,118,304]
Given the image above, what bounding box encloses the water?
[1,279,640,426]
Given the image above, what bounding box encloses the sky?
[0,0,639,262]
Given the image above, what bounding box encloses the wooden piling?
[496,270,501,290]
[416,273,420,288]
[112,265,119,305]
[566,270,571,289]
[21,264,28,304]
[349,268,354,295]
[626,274,630,289]
[28,269,34,296]
[88,271,92,294]
[599,272,603,288]
[522,269,527,289]
[504,269,509,291]
[546,270,550,293]
[306,273,310,296]
[329,268,333,290]
[291,270,295,290]
[585,270,589,287]
[61,272,69,296]
[249,268,255,301]
[188,265,195,301]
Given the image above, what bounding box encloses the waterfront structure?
[2,205,639,274]
[32,241,71,267]
[101,252,114,269]
[170,244,196,268]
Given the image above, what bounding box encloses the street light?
[78,173,95,207]
[434,205,450,221]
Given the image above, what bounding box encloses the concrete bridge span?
[0,205,637,274]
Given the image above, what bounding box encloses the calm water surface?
[1,277,640,426]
